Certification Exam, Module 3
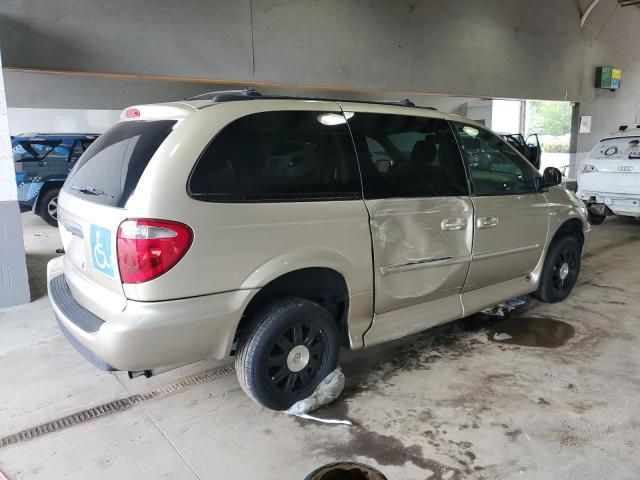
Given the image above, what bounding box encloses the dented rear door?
[343,106,472,318]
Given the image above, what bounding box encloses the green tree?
[527,101,572,136]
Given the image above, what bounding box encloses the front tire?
[37,188,60,227]
[235,298,339,411]
[533,235,582,303]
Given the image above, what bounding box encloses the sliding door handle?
[441,218,467,231]
[477,216,499,229]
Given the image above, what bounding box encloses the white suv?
[48,90,589,410]
[578,126,640,224]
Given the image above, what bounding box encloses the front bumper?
[578,190,640,216]
[47,256,256,372]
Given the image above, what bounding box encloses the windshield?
[64,120,176,207]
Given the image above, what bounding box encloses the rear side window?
[589,137,640,161]
[189,111,361,201]
[347,113,469,198]
[64,120,176,207]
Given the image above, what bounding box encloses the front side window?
[189,110,361,201]
[454,123,539,196]
[348,113,469,198]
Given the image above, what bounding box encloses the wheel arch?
[234,266,351,352]
[33,179,64,213]
[550,218,585,247]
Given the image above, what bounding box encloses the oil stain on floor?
[488,317,575,348]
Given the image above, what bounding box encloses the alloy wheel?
[47,196,58,220]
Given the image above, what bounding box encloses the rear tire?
[37,188,60,227]
[533,235,582,303]
[235,298,339,411]
[588,211,606,225]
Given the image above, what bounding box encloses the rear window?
[188,110,361,202]
[590,137,640,161]
[64,121,176,207]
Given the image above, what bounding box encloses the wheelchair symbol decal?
[90,225,114,278]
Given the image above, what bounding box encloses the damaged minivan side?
[47,91,590,410]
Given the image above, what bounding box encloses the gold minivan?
[47,90,589,410]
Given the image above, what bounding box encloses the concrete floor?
[1,213,640,479]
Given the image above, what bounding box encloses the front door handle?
[441,218,467,231]
[477,216,499,229]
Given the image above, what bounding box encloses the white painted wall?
[7,108,120,135]
[0,57,17,201]
[465,100,493,127]
[0,50,30,307]
[491,100,523,134]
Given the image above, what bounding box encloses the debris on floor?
[505,298,527,308]
[493,332,514,342]
[482,297,527,318]
[286,367,352,425]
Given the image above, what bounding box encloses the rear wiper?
[71,185,114,198]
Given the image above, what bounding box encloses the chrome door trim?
[380,254,473,276]
[472,243,540,261]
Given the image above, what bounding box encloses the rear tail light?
[582,164,598,173]
[117,219,193,284]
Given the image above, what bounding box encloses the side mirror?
[541,167,563,188]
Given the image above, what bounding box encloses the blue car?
[13,133,99,226]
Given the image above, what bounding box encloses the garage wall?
[2,69,477,112]
[576,1,640,158]
[0,50,29,307]
[7,108,120,135]
[1,0,639,160]
[0,0,584,102]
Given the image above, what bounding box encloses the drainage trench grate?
[0,365,235,449]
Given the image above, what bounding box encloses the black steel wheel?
[534,235,582,303]
[236,298,339,410]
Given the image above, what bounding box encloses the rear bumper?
[578,190,640,216]
[47,256,256,372]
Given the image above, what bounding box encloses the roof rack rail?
[185,88,433,110]
[185,88,262,102]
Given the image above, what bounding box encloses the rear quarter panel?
[124,100,374,302]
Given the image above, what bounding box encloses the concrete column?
[0,50,30,307]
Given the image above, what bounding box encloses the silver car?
[48,90,589,410]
